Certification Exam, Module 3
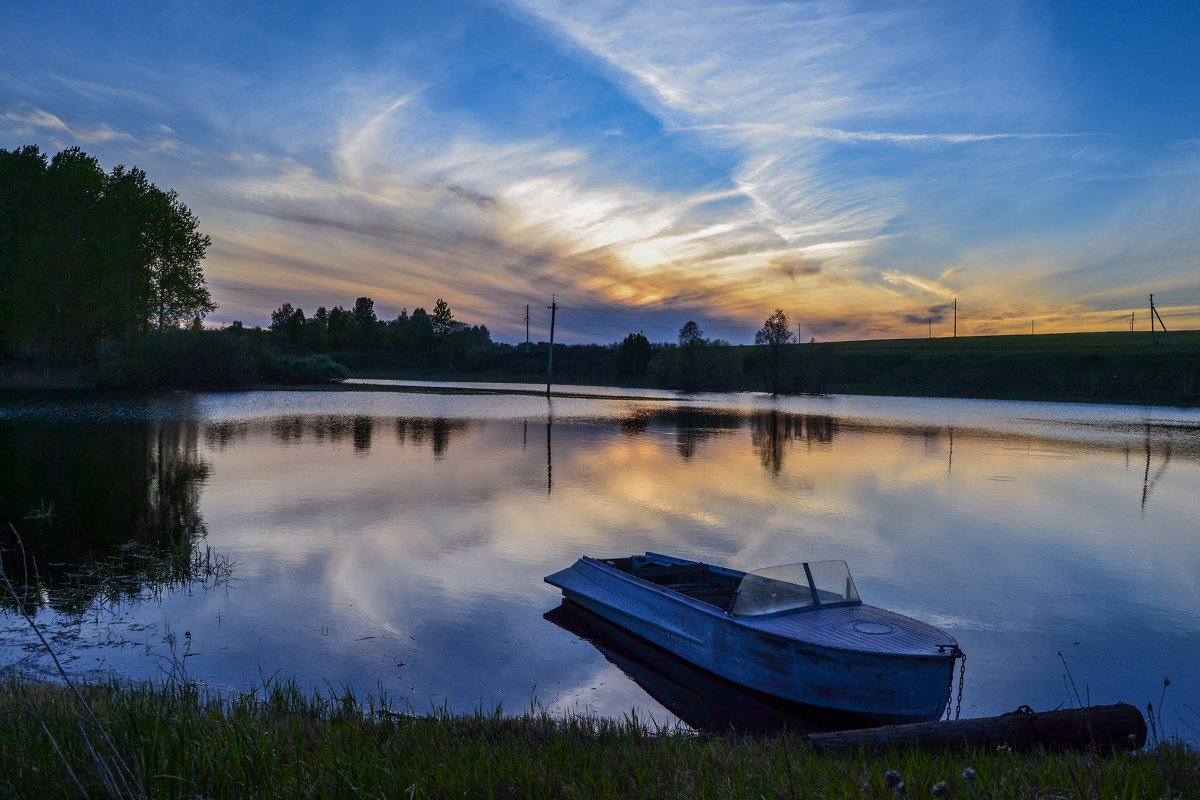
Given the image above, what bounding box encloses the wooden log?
[806,703,1147,752]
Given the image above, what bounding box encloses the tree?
[755,308,795,394]
[615,332,653,378]
[755,308,793,348]
[352,296,378,350]
[431,298,456,337]
[0,145,215,356]
[270,303,306,347]
[145,186,214,332]
[327,306,354,350]
[676,321,710,392]
[0,145,50,354]
[41,147,106,353]
[304,306,329,351]
[408,307,434,358]
[678,320,705,347]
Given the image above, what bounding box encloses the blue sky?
[3,0,1199,343]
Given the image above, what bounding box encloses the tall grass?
[1,671,1197,800]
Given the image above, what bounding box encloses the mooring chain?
[955,648,966,720]
[944,647,966,721]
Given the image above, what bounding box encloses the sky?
[3,0,1200,344]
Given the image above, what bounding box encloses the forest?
[0,145,213,360]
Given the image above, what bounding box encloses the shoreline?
[1,671,1194,798]
[6,327,1197,407]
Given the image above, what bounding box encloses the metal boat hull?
[546,555,957,723]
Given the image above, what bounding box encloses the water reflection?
[545,602,874,735]
[1141,424,1172,512]
[1,389,1198,741]
[750,411,837,473]
[0,419,217,614]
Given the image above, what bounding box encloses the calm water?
[2,384,1199,739]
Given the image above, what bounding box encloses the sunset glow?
[4,1,1199,343]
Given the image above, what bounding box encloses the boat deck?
[607,557,741,610]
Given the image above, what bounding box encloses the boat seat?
[675,585,738,609]
[632,563,711,581]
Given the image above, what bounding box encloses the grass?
[349,329,1200,406]
[820,330,1200,405]
[0,672,1197,799]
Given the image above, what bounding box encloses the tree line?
[0,145,215,360]
[630,309,836,394]
[266,296,492,367]
[260,294,832,394]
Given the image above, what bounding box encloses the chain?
[944,647,966,721]
[955,648,966,720]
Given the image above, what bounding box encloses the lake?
[2,384,1198,740]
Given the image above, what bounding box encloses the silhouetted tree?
[270,303,306,347]
[615,332,653,377]
[327,306,355,350]
[352,296,378,350]
[755,308,795,393]
[408,307,434,358]
[0,144,214,358]
[304,306,329,351]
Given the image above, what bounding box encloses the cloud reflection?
[5,392,1199,738]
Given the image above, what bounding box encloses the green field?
[352,329,1200,407]
[814,330,1200,405]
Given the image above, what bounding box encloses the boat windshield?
[730,560,860,617]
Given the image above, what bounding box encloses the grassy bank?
[5,328,1199,406]
[353,330,1200,407]
[818,330,1200,405]
[1,674,1195,799]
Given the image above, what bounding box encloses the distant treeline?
[256,301,834,395]
[289,299,1198,405]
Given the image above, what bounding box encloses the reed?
[0,672,1196,800]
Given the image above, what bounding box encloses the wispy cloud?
[3,107,130,143]
[8,0,1199,341]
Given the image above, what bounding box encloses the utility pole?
[953,298,957,338]
[546,295,557,397]
[524,304,530,354]
[928,318,932,339]
[1150,294,1155,345]
[1150,293,1177,350]
[1130,311,1135,332]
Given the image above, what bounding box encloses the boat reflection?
[544,601,882,735]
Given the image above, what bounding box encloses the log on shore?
[806,704,1147,752]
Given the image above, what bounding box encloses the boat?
[545,552,962,724]
[545,601,877,733]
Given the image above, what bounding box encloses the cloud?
[13,0,1199,341]
[3,105,134,146]
[446,185,496,208]
[881,270,956,300]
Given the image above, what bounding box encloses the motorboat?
[545,552,962,723]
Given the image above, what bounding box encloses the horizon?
[4,1,1200,345]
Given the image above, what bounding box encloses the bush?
[91,329,259,388]
[256,351,350,384]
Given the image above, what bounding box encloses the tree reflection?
[617,408,742,460]
[261,415,471,458]
[615,407,839,469]
[750,412,838,473]
[0,419,224,615]
[395,418,470,459]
